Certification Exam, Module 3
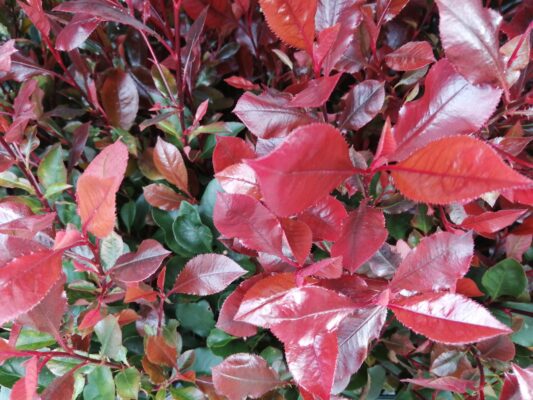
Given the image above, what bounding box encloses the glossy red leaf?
[391,136,532,204]
[10,356,38,400]
[233,91,316,139]
[111,239,170,283]
[331,204,387,273]
[143,183,186,211]
[76,140,128,238]
[313,24,340,72]
[288,74,341,108]
[436,0,507,89]
[339,80,385,131]
[0,40,17,72]
[212,353,283,400]
[213,136,256,173]
[19,0,50,37]
[510,364,533,400]
[315,0,353,31]
[403,377,476,393]
[153,137,188,193]
[295,257,343,286]
[173,253,246,296]
[182,0,237,32]
[0,250,63,325]
[0,236,46,267]
[216,163,261,199]
[248,123,354,216]
[259,0,317,52]
[455,277,484,298]
[334,306,387,393]
[100,68,139,130]
[55,13,100,51]
[298,196,348,241]
[389,292,512,344]
[224,76,259,91]
[281,218,312,265]
[385,41,436,71]
[391,60,502,161]
[500,370,520,400]
[146,335,177,367]
[461,209,526,234]
[214,193,284,256]
[41,370,75,400]
[390,231,473,295]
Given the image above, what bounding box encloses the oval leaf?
[339,80,385,131]
[100,69,139,130]
[153,137,188,192]
[385,41,436,71]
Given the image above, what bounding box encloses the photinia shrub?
[0,0,531,399]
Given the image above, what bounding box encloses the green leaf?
[191,348,223,375]
[37,144,67,190]
[482,259,527,299]
[170,386,205,400]
[199,179,222,225]
[15,327,55,350]
[83,366,115,400]
[44,183,72,199]
[94,315,127,362]
[115,367,140,400]
[207,328,235,349]
[120,201,136,233]
[99,231,124,271]
[176,300,215,337]
[171,202,212,257]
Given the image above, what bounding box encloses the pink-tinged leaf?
[477,335,515,362]
[391,59,502,161]
[216,163,261,199]
[288,74,341,108]
[455,277,484,298]
[298,196,348,241]
[247,123,354,216]
[372,117,396,167]
[153,137,188,192]
[212,353,283,400]
[182,0,237,32]
[461,209,527,234]
[143,184,186,211]
[390,231,473,295]
[339,80,385,131]
[0,250,63,325]
[500,370,520,400]
[511,364,533,400]
[100,68,139,130]
[216,275,263,337]
[0,236,46,267]
[331,204,387,273]
[53,226,85,251]
[381,0,409,22]
[313,24,340,72]
[17,276,66,342]
[333,306,387,393]
[5,79,40,143]
[76,140,128,238]
[315,0,354,31]
[505,234,531,261]
[224,76,259,91]
[281,218,312,265]
[173,253,246,296]
[385,41,436,71]
[389,292,512,344]
[391,136,532,204]
[296,257,343,286]
[436,0,507,90]
[233,91,316,139]
[41,370,75,400]
[285,330,338,399]
[403,376,476,393]
[500,32,531,87]
[214,193,284,256]
[55,13,100,51]
[111,239,170,283]
[258,0,317,52]
[213,136,256,173]
[0,40,17,72]
[18,0,50,36]
[0,212,55,239]
[10,356,38,400]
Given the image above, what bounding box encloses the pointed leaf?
[100,69,139,130]
[146,335,177,367]
[41,370,75,400]
[339,80,385,131]
[0,40,17,72]
[173,253,246,296]
[143,183,186,211]
[111,239,170,283]
[94,315,126,362]
[391,136,532,204]
[213,136,256,173]
[481,258,527,299]
[389,292,512,344]
[55,13,100,51]
[153,137,188,192]
[9,357,38,400]
[281,218,312,265]
[288,74,341,108]
[385,41,436,71]
[248,123,354,216]
[296,257,343,286]
[461,209,526,234]
[216,163,261,199]
[298,195,348,241]
[403,377,476,393]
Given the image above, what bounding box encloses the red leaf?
[288,74,341,108]
[212,353,283,400]
[213,136,256,173]
[298,195,348,241]
[389,292,512,344]
[391,60,502,161]
[339,80,385,131]
[224,76,259,91]
[385,41,436,71]
[390,231,473,295]
[214,193,284,256]
[153,137,188,193]
[280,218,312,265]
[19,0,50,37]
[296,257,343,286]
[55,14,100,51]
[0,202,55,238]
[216,163,261,199]
[143,183,186,211]
[510,364,533,400]
[0,250,63,325]
[258,0,317,52]
[100,69,139,130]
[334,306,387,393]
[76,140,128,238]
[313,24,341,72]
[403,376,476,393]
[372,117,396,167]
[391,136,532,204]
[455,277,484,298]
[146,335,177,367]
[461,209,527,234]
[233,91,316,139]
[477,335,515,362]
[331,204,387,273]
[10,356,38,400]
[436,0,508,90]
[182,0,237,32]
[216,275,262,338]
[0,40,17,72]
[173,253,246,296]
[505,233,531,261]
[41,370,75,400]
[111,239,170,283]
[248,123,354,216]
